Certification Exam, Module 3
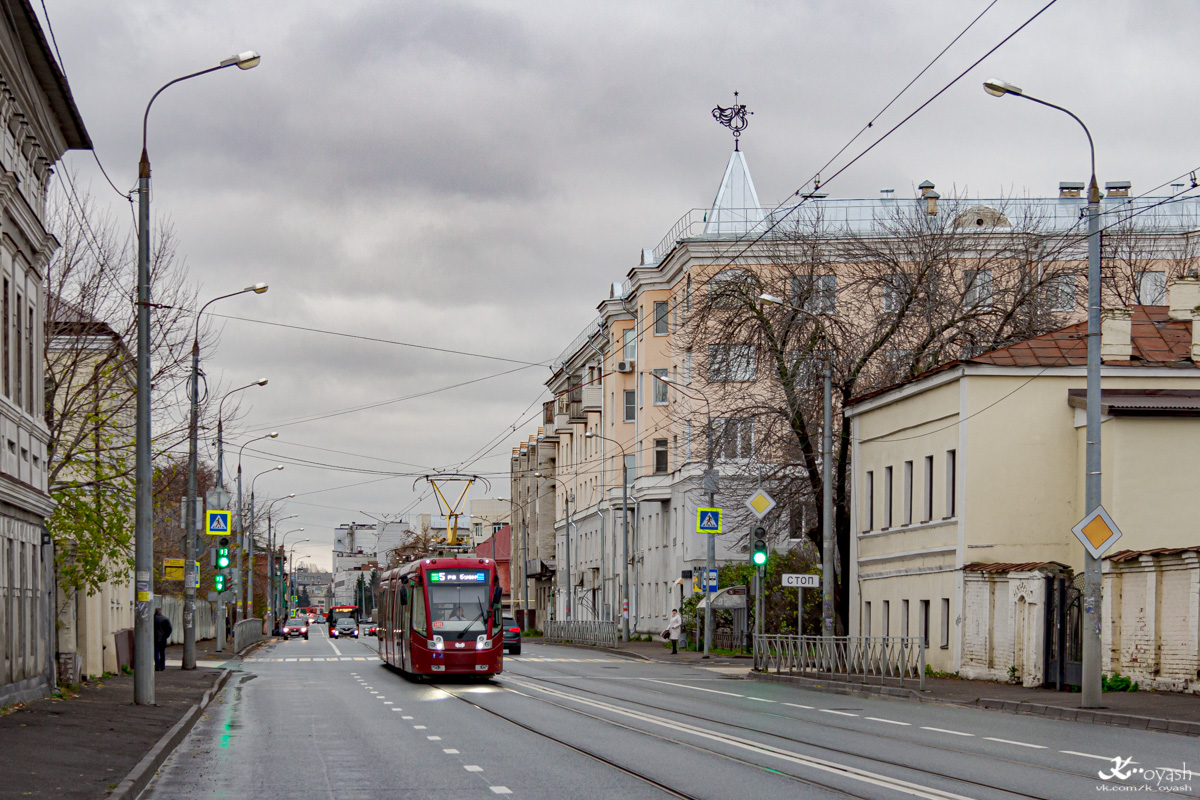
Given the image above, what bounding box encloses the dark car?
[330,617,359,639]
[281,618,309,640]
[502,617,521,655]
[367,625,379,637]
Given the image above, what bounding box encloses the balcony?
[581,385,602,411]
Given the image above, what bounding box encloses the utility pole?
[821,361,835,638]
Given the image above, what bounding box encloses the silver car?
[331,617,358,639]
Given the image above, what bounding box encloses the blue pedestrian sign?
[205,509,231,536]
[695,507,723,534]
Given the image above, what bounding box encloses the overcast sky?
[38,0,1199,567]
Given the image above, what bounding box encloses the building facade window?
[941,597,950,648]
[1138,270,1167,305]
[623,327,636,362]
[882,600,890,637]
[651,368,668,405]
[863,601,871,637]
[713,417,753,459]
[623,390,636,423]
[653,301,669,335]
[14,293,21,409]
[882,273,911,313]
[1045,274,1076,312]
[946,449,957,517]
[901,599,910,637]
[708,269,751,309]
[884,465,893,528]
[653,439,668,474]
[963,268,994,309]
[864,470,874,530]
[2,278,7,398]
[707,344,756,382]
[624,454,636,484]
[791,274,837,314]
[903,460,913,525]
[923,455,934,522]
[920,599,930,647]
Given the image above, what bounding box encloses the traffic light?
[751,527,768,567]
[214,573,227,592]
[215,538,231,569]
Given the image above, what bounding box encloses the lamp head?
[221,50,262,70]
[246,282,269,294]
[268,431,279,439]
[983,78,1022,98]
[275,465,285,471]
[759,292,784,305]
[256,378,269,386]
[585,431,595,438]
[534,472,544,478]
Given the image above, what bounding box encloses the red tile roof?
[474,524,511,562]
[1107,546,1200,562]
[963,561,1069,573]
[970,306,1193,368]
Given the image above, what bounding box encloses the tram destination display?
[427,570,488,583]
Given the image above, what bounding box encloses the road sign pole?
[798,587,803,635]
[215,596,225,651]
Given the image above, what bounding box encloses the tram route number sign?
[428,570,488,583]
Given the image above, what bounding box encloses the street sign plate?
[1071,505,1122,559]
[163,558,184,581]
[782,573,820,588]
[691,569,718,593]
[206,509,231,535]
[696,507,723,534]
[745,489,777,520]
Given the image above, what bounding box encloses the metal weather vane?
[712,91,753,150]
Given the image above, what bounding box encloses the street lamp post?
[182,286,267,669]
[983,79,1103,708]
[281,529,306,616]
[133,49,260,703]
[268,509,297,632]
[232,433,278,625]
[586,432,631,642]
[651,373,715,658]
[247,465,284,620]
[216,378,268,488]
[284,536,308,616]
[535,473,572,621]
[759,292,836,638]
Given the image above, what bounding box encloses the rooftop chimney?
[1100,308,1133,360]
[1168,275,1200,320]
[1059,182,1085,199]
[1105,181,1131,198]
[640,248,655,266]
[918,180,935,198]
[924,190,940,216]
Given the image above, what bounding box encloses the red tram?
[378,555,504,677]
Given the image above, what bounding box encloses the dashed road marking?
[414,725,427,730]
[443,749,459,754]
[921,727,974,737]
[384,701,394,705]
[464,765,483,772]
[985,737,1046,749]
[865,717,910,726]
[821,710,859,717]
[748,697,776,703]
[427,736,442,741]
[1062,750,1115,761]
[640,678,744,698]
[402,715,413,720]
[490,788,511,795]
[783,702,814,710]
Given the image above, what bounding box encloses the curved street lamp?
[983,78,1103,708]
[242,465,284,621]
[216,378,269,487]
[585,431,632,642]
[133,50,261,702]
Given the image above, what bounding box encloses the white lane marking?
[821,710,859,717]
[427,736,442,741]
[298,658,312,662]
[328,639,343,656]
[369,691,378,694]
[748,697,777,703]
[640,678,744,698]
[464,765,483,772]
[507,678,975,800]
[414,725,427,730]
[443,749,459,754]
[921,727,974,737]
[384,701,394,705]
[402,716,413,720]
[490,788,512,795]
[354,657,367,661]
[984,737,1046,749]
[285,658,297,662]
[783,702,814,710]
[1061,750,1116,761]
[866,717,911,726]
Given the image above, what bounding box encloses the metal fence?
[754,635,925,690]
[543,620,619,649]
[159,595,216,644]
[233,618,264,654]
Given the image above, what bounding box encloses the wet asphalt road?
[140,626,1200,799]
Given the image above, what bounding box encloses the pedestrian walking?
[153,609,173,671]
[668,609,682,655]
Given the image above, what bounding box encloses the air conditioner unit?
[616,360,635,373]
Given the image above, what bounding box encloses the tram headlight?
[475,635,491,650]
[430,635,445,651]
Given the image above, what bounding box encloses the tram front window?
[428,585,490,639]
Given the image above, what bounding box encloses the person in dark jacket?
[153,609,172,671]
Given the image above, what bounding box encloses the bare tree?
[676,194,1090,628]
[384,519,442,567]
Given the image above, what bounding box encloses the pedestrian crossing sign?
[206,509,231,535]
[696,507,723,534]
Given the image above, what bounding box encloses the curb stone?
[745,671,1200,738]
[107,668,232,800]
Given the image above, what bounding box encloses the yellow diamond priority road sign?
[1071,505,1122,559]
[744,489,777,520]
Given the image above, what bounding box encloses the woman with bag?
[667,609,682,654]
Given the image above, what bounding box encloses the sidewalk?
[749,670,1200,736]
[0,637,234,800]
[541,636,752,668]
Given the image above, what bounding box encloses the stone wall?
[959,568,1056,687]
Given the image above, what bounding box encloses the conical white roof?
[704,149,764,235]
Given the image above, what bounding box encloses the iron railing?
[754,634,925,690]
[233,618,265,654]
[544,620,619,649]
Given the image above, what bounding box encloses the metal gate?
[1043,573,1083,690]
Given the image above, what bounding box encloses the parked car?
[281,618,309,640]
[330,617,359,639]
[367,625,379,637]
[502,617,521,655]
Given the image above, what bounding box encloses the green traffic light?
[216,547,230,569]
[752,549,768,566]
[214,574,227,592]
